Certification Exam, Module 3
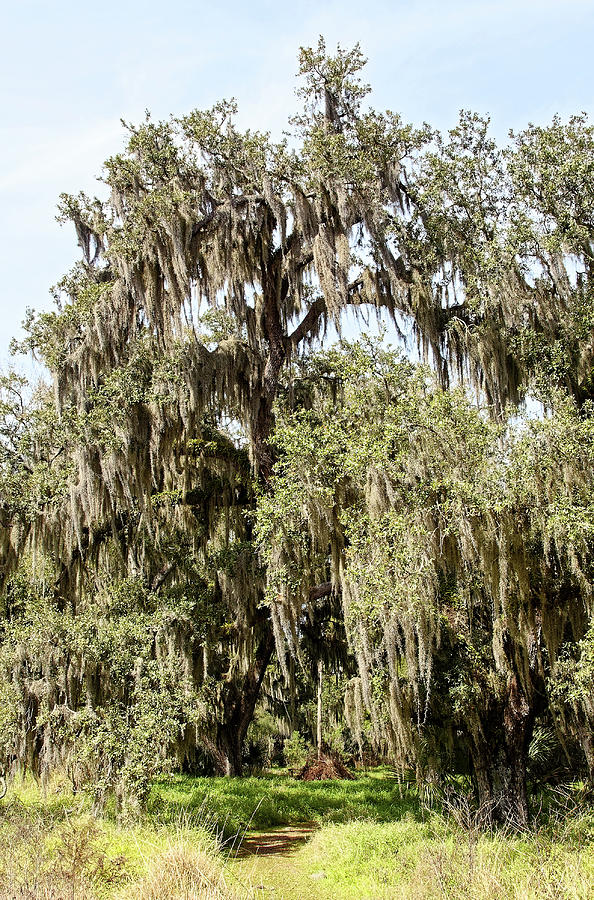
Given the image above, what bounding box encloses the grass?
[149,770,594,898]
[148,766,420,836]
[289,812,594,899]
[2,771,594,898]
[0,777,250,899]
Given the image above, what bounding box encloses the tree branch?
[309,582,335,602]
[289,296,328,348]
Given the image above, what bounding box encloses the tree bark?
[317,658,323,760]
[499,674,532,826]
[469,674,534,827]
[210,627,275,776]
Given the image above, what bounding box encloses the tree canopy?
[1,38,594,821]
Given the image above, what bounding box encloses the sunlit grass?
[3,772,594,898]
[148,767,420,836]
[291,813,594,899]
[0,776,250,899]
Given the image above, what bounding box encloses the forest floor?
[2,771,594,898]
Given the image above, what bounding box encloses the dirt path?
[229,823,328,899]
[235,822,317,857]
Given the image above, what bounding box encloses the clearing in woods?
[233,823,323,899]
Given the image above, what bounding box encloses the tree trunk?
[579,723,594,783]
[317,658,323,760]
[211,279,286,773]
[214,726,244,777]
[210,627,275,777]
[289,656,296,733]
[499,674,532,826]
[469,674,534,827]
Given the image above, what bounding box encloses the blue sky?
[1,0,593,371]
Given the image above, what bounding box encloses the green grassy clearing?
[2,772,594,898]
[148,767,420,837]
[151,770,594,898]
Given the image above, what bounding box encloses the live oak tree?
[254,89,594,823]
[1,36,593,805]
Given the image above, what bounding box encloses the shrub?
[283,732,309,776]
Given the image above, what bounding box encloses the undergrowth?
[0,778,249,899]
[1,772,594,899]
[295,806,594,899]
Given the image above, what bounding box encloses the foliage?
[1,37,594,814]
[0,571,218,808]
[258,340,594,823]
[283,732,310,776]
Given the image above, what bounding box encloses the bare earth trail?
[230,823,329,899]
